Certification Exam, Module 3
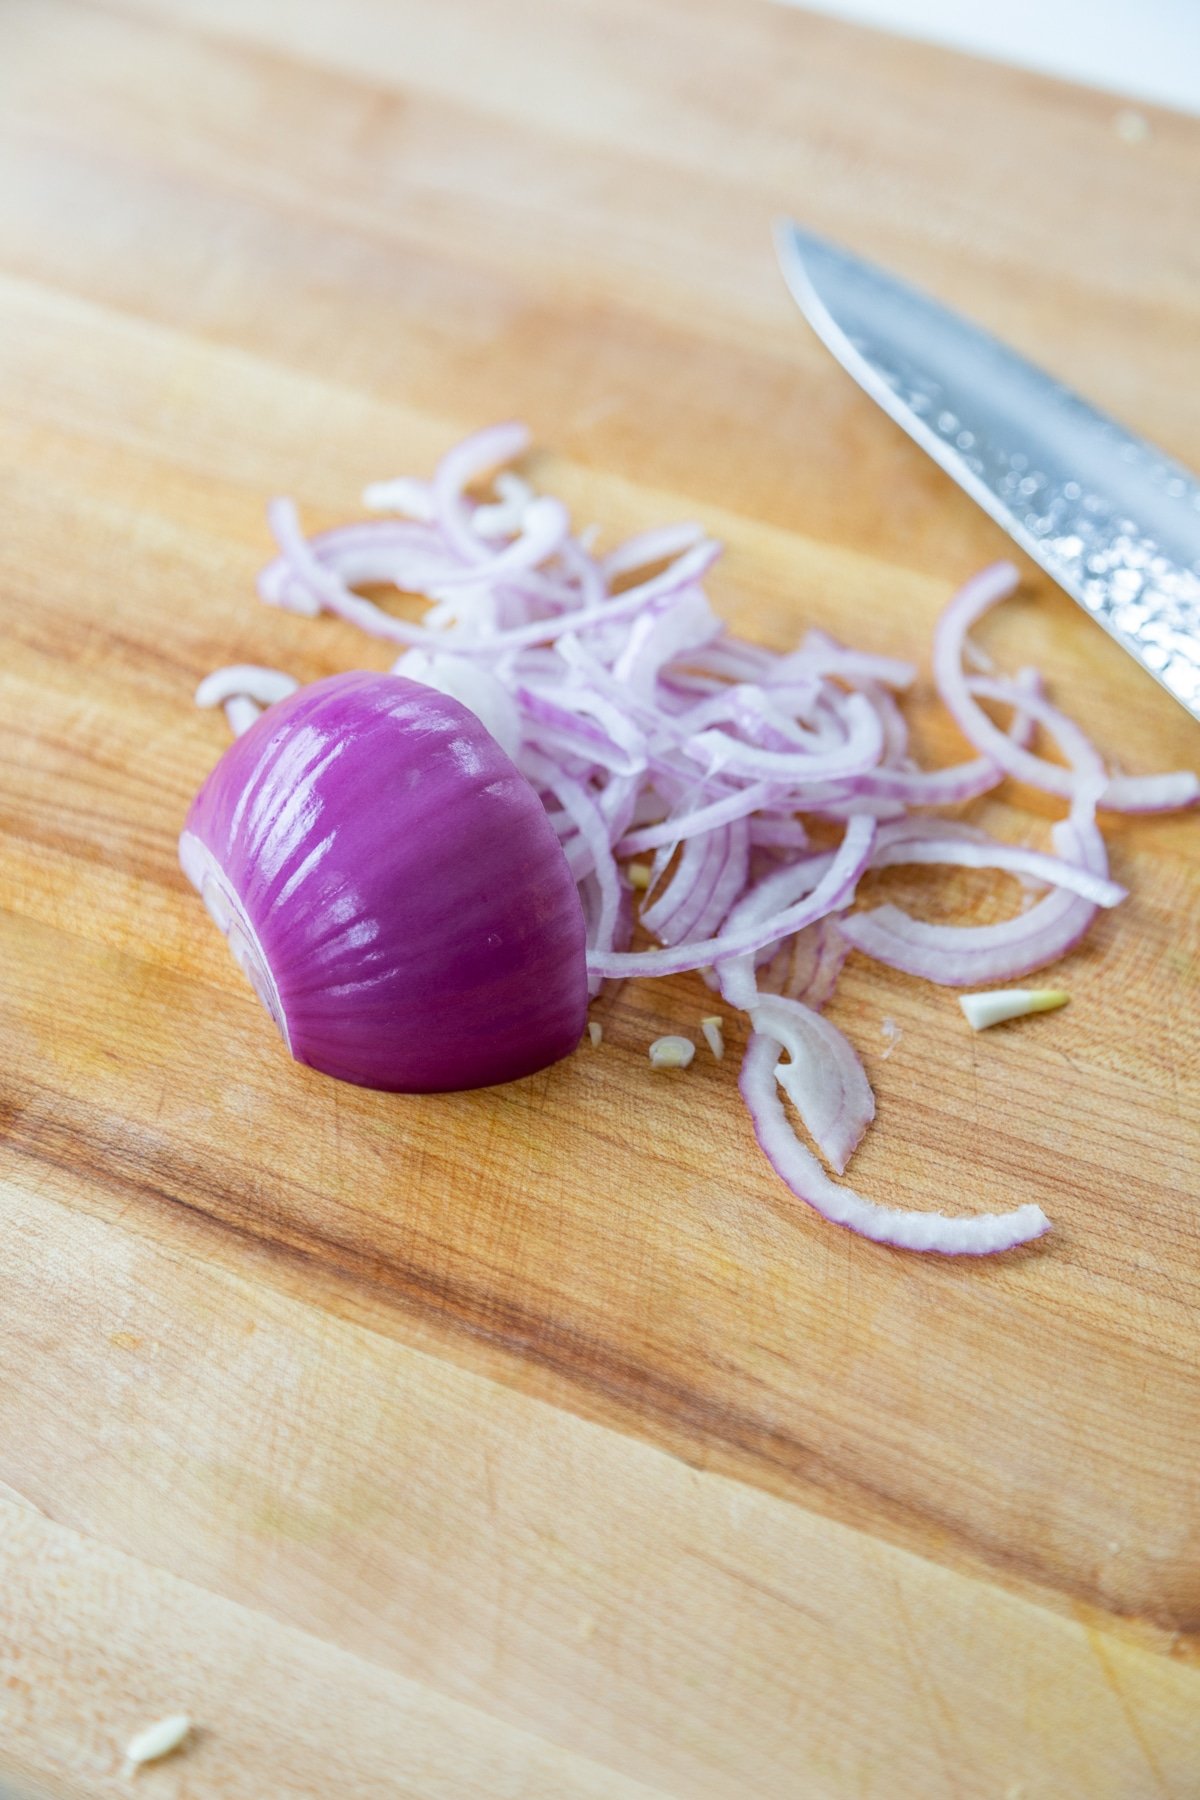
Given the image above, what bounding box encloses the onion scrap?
[199,423,1197,1256]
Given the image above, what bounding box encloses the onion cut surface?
[186,424,1197,1256]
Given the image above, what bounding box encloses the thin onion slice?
[750,993,875,1175]
[587,815,874,979]
[223,695,261,737]
[869,820,1127,909]
[195,665,298,709]
[840,809,1108,986]
[934,563,1200,813]
[740,1033,1049,1255]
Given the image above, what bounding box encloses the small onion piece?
[959,988,1069,1030]
[362,475,434,517]
[181,673,588,1091]
[123,1713,193,1769]
[224,695,261,738]
[195,665,299,709]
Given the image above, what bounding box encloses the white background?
[782,0,1200,115]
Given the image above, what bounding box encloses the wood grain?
[0,1498,672,1799]
[2,1199,1199,1800]
[1,0,1198,1794]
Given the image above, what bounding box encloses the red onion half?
[181,671,588,1091]
[186,424,1197,1256]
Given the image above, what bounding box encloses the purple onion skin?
[181,672,589,1091]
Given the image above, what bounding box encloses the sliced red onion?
[869,821,1127,908]
[181,673,588,1090]
[760,918,850,1012]
[269,519,445,584]
[516,684,648,776]
[689,640,773,681]
[259,517,453,614]
[748,815,810,850]
[643,817,751,948]
[934,562,1199,812]
[427,496,571,589]
[596,770,642,842]
[577,868,633,966]
[195,665,300,742]
[392,650,522,760]
[714,848,838,1010]
[840,802,1109,986]
[718,955,758,1012]
[740,1033,1049,1255]
[522,751,621,996]
[195,665,299,709]
[795,667,1043,810]
[431,420,533,560]
[185,424,1197,1258]
[641,829,725,944]
[618,782,776,856]
[968,674,1200,814]
[602,522,706,582]
[722,847,837,935]
[861,680,912,764]
[552,533,608,608]
[612,591,723,694]
[686,693,885,781]
[587,816,873,979]
[265,497,721,656]
[282,492,569,600]
[749,994,875,1175]
[223,695,262,738]
[695,815,752,941]
[783,632,917,690]
[672,684,833,754]
[362,475,434,518]
[474,495,529,539]
[1100,769,1200,813]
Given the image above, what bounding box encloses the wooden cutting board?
[1,1,1198,1794]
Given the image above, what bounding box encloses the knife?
[774,221,1200,723]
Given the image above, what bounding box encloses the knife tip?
[771,215,801,258]
[772,219,844,293]
[773,219,826,314]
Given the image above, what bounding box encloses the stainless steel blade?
[775,221,1200,722]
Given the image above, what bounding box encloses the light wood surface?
[2,1,1199,1794]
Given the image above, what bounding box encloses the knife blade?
[774,221,1200,723]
